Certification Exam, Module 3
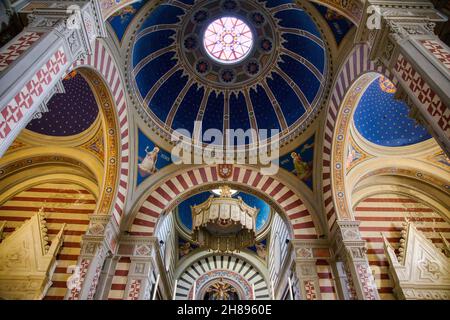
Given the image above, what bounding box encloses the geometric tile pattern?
[420,39,450,70]
[395,54,450,137]
[127,279,142,300]
[131,166,317,239]
[356,263,378,300]
[69,40,130,228]
[87,263,103,300]
[304,280,317,300]
[0,47,68,147]
[0,32,42,72]
[321,43,393,231]
[68,259,90,300]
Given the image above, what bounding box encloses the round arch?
[321,51,395,231]
[66,39,131,228]
[174,250,271,300]
[127,165,323,240]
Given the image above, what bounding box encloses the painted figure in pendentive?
[346,145,362,169]
[138,146,160,177]
[110,6,137,23]
[179,241,192,257]
[291,152,312,181]
[255,242,267,260]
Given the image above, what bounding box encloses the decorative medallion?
[218,164,233,179]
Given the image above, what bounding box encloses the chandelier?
[191,186,259,252]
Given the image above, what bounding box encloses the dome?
[131,0,327,146]
[354,76,432,147]
[26,73,99,136]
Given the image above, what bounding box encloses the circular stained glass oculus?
[203,17,253,64]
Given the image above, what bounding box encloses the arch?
[348,161,450,221]
[129,165,321,240]
[321,46,395,231]
[68,39,130,228]
[174,251,270,300]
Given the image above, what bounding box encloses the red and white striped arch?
[68,39,129,227]
[322,44,395,231]
[130,166,319,239]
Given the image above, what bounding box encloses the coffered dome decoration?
[131,0,328,146]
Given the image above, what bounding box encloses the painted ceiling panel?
[250,85,282,133]
[202,92,225,138]
[281,33,325,72]
[132,29,176,63]
[229,92,251,132]
[312,3,354,45]
[267,72,305,126]
[26,73,98,136]
[150,69,189,122]
[140,5,184,30]
[274,9,322,38]
[107,1,146,42]
[279,54,321,102]
[171,84,205,133]
[354,77,432,147]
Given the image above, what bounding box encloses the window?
[204,17,253,64]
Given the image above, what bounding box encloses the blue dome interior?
[354,77,432,147]
[131,0,327,143]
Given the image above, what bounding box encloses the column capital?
[290,239,331,300]
[330,220,379,300]
[82,214,119,255]
[291,239,330,261]
[24,1,106,61]
[118,236,160,300]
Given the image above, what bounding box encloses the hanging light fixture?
[191,186,259,252]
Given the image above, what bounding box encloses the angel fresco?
[179,241,192,257]
[110,5,137,24]
[138,146,160,177]
[346,144,362,169]
[291,152,312,181]
[255,242,267,260]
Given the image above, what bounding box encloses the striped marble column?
[292,241,324,300]
[331,221,380,300]
[116,236,160,300]
[65,215,116,300]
